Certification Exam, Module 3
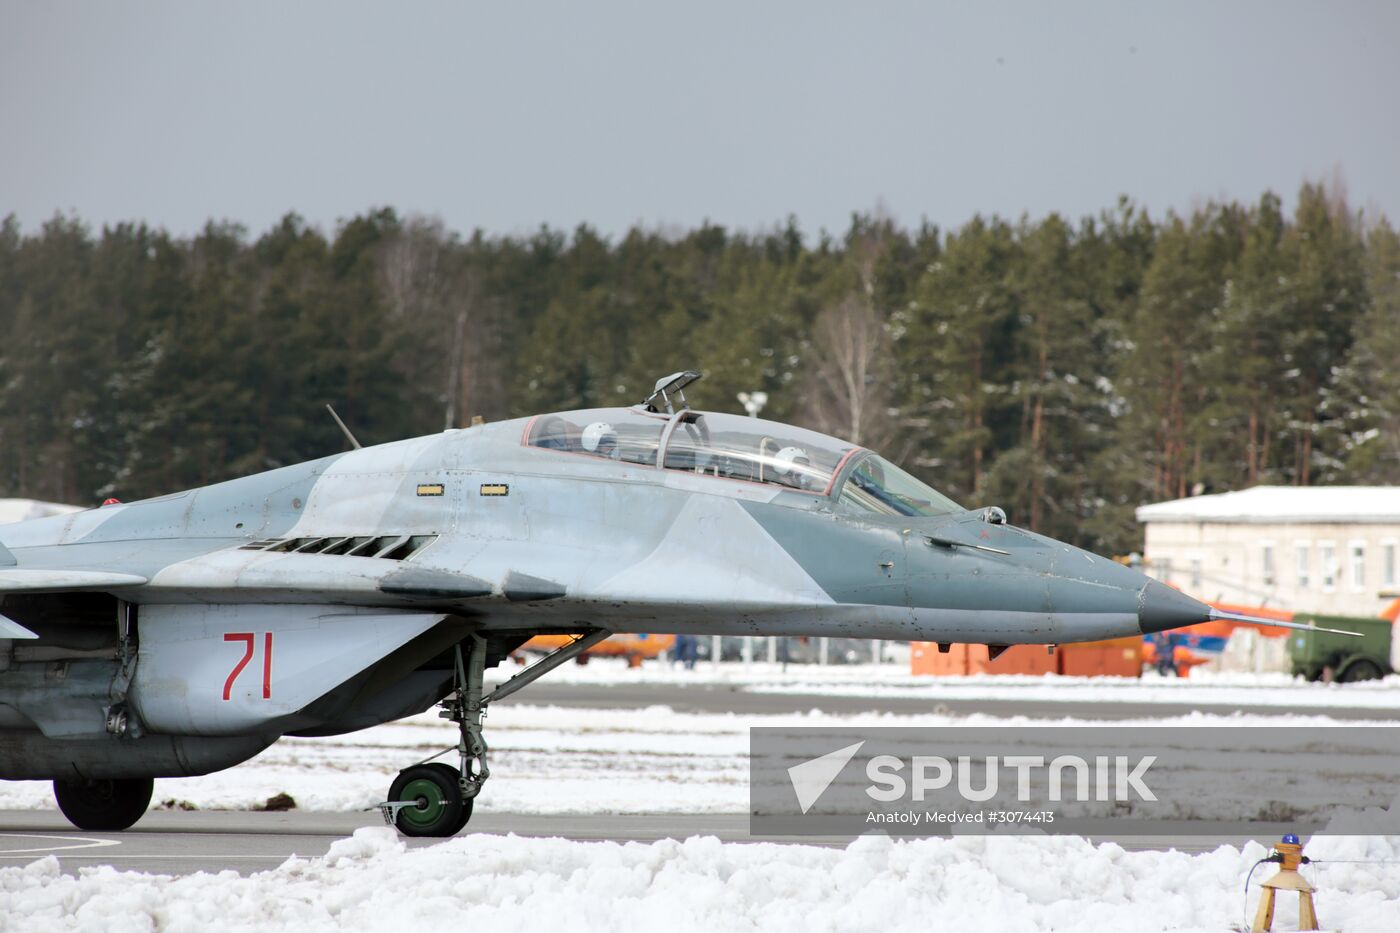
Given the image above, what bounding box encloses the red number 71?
[223,632,273,701]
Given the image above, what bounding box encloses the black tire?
[423,762,474,835]
[53,777,153,831]
[388,764,466,837]
[1337,658,1386,683]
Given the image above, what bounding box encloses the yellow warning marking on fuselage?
[416,483,445,497]
[479,483,509,497]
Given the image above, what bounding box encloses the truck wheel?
[1337,659,1385,683]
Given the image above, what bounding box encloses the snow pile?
[2,829,1398,933]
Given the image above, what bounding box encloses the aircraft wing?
[0,542,510,612]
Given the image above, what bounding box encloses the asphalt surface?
[0,811,785,876]
[509,681,1400,720]
[2,680,1393,876]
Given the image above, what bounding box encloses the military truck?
[1288,614,1394,683]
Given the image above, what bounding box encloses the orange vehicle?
[521,633,676,667]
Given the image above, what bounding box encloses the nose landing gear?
[379,628,610,837]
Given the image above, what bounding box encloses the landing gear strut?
[53,777,153,831]
[380,629,610,837]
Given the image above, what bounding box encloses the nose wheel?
[378,629,610,837]
[386,763,472,837]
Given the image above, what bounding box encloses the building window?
[1190,558,1202,591]
[1384,541,1396,588]
[1296,544,1310,589]
[1320,542,1336,590]
[1155,557,1172,584]
[1261,544,1275,587]
[1350,542,1366,590]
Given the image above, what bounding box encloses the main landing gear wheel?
[388,764,468,837]
[53,777,154,831]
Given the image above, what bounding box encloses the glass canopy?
[524,407,963,514]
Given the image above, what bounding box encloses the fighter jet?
[0,371,1341,836]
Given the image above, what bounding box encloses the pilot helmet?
[581,421,619,458]
[773,445,813,488]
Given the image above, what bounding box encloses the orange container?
[910,642,1056,676]
[910,642,971,675]
[911,637,1141,678]
[1057,636,1142,677]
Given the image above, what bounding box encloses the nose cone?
[918,518,1215,636]
[1137,578,1213,633]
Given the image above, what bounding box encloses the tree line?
[3,181,1398,557]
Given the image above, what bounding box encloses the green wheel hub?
[387,763,467,837]
[398,778,448,828]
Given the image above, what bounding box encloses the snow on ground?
[747,676,1400,710]
[521,657,1400,690]
[532,657,1400,709]
[2,827,1398,933]
[0,703,1389,815]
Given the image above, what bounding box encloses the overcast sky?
[2,1,1397,240]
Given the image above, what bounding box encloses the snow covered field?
[747,674,1400,710]
[2,828,1398,933]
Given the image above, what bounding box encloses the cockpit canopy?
[524,407,962,517]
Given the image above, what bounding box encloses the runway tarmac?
[0,811,787,876]
[509,680,1400,720]
[2,680,1391,876]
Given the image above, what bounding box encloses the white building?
[1136,486,1400,617]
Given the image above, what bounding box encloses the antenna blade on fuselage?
[326,404,363,450]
